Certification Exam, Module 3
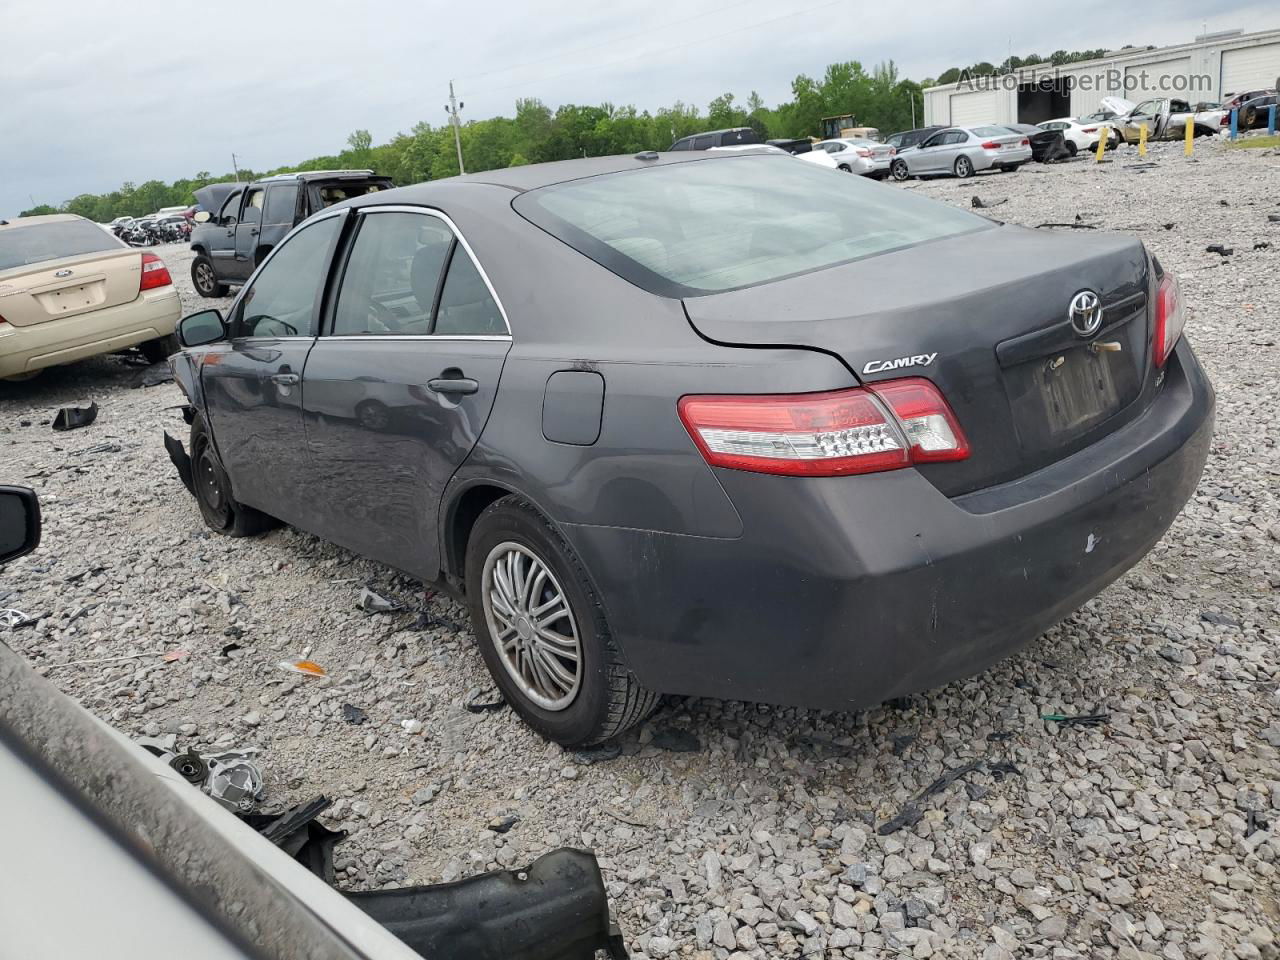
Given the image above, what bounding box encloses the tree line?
[21,48,1111,221]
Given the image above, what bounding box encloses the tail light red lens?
[856,148,872,157]
[1082,126,1097,133]
[980,141,1000,149]
[1153,271,1186,368]
[677,378,969,477]
[139,252,172,291]
[1021,138,1030,145]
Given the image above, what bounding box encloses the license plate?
[37,282,100,314]
[1005,346,1138,453]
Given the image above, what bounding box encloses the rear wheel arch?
[443,481,528,586]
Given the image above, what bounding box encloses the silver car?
[814,138,897,177]
[890,125,1031,180]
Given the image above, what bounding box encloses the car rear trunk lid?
[681,224,1155,495]
[0,248,143,327]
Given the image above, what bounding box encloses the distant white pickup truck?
[1100,95,1226,143]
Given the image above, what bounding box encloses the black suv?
[190,170,392,297]
[668,127,762,150]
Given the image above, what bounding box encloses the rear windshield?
[971,126,1010,137]
[514,155,990,296]
[0,220,121,272]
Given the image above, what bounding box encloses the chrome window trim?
[313,335,512,343]
[322,204,514,339]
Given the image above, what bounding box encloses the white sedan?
[1036,118,1120,154]
[813,138,897,177]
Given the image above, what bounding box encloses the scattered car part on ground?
[163,150,1213,749]
[138,735,266,813]
[50,400,98,431]
[0,215,181,380]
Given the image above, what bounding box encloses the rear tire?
[464,495,657,747]
[891,159,910,181]
[954,156,974,178]
[189,418,278,537]
[838,164,852,173]
[139,334,179,364]
[1065,141,1078,157]
[191,255,228,298]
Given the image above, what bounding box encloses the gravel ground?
[2,139,1279,960]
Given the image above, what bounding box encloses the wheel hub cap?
[481,542,582,712]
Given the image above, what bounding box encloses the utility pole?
[910,92,916,128]
[446,81,466,175]
[231,153,241,182]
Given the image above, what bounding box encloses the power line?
[455,0,766,86]
[467,0,846,98]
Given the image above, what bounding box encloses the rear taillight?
[856,148,872,157]
[1153,272,1186,368]
[677,378,969,477]
[980,141,1000,149]
[139,252,172,291]
[1082,126,1097,133]
[1220,114,1230,125]
[1021,138,1030,146]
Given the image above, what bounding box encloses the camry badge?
[862,352,937,375]
[1068,290,1103,337]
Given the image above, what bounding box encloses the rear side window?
[434,250,505,336]
[331,212,453,336]
[692,135,715,150]
[515,155,990,297]
[0,220,121,272]
[263,184,299,225]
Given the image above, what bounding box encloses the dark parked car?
[1000,123,1071,162]
[190,170,392,298]
[1236,91,1277,128]
[884,125,943,151]
[669,127,761,150]
[166,151,1214,747]
[766,138,815,154]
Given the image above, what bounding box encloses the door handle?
[271,373,300,386]
[250,228,259,236]
[427,376,479,396]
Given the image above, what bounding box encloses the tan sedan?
[0,214,181,380]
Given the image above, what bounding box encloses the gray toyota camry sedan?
[167,150,1214,746]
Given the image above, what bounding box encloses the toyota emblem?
[1068,290,1103,337]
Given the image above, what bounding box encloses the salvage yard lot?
[2,141,1278,959]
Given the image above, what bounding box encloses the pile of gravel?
[2,141,1278,960]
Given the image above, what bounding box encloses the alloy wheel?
[481,541,582,711]
[195,262,215,294]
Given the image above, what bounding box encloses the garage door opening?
[1018,81,1070,124]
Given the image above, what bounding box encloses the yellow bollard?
[1138,123,1148,156]
[1184,117,1194,157]
[1095,125,1108,163]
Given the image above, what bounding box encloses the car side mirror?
[179,309,227,348]
[0,486,41,565]
[193,210,211,223]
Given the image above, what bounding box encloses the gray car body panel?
[174,153,1214,712]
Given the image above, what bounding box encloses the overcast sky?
[2,0,1275,217]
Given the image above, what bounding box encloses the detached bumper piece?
[347,848,629,960]
[163,431,194,495]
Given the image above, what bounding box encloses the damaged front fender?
[164,431,195,495]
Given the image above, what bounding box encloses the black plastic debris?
[132,362,175,389]
[464,688,507,714]
[988,760,1021,782]
[986,731,1014,742]
[651,726,700,753]
[1268,214,1280,223]
[1162,223,1176,230]
[1042,712,1110,727]
[1036,221,1096,230]
[878,759,984,835]
[572,742,623,765]
[1201,610,1240,627]
[342,703,369,725]
[347,848,629,960]
[1255,241,1271,251]
[219,642,243,657]
[1206,244,1234,257]
[1125,162,1160,171]
[163,431,194,494]
[971,196,1008,209]
[51,402,98,432]
[486,814,519,834]
[244,796,347,884]
[358,587,401,613]
[1218,199,1229,207]
[1246,810,1270,838]
[409,610,464,633]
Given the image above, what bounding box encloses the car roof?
[369,151,731,197]
[676,127,753,138]
[254,170,383,183]
[0,213,84,230]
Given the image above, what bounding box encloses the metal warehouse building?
[924,28,1280,127]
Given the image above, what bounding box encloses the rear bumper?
[978,146,1033,169]
[563,339,1214,711]
[0,286,180,378]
